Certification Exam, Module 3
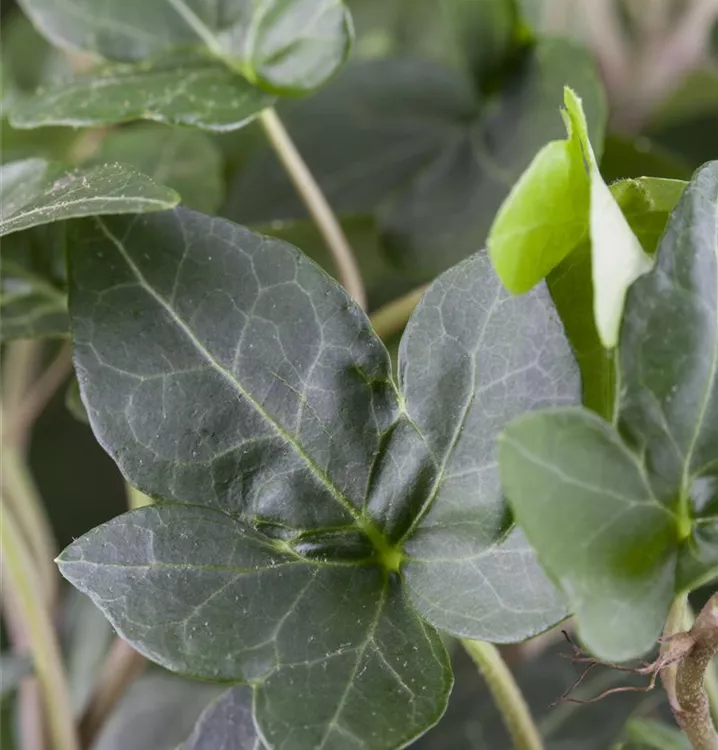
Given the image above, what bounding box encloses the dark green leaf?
[179,686,264,750]
[94,672,223,750]
[10,54,274,133]
[17,0,353,95]
[91,124,225,214]
[548,177,686,418]
[0,654,33,698]
[600,136,691,183]
[58,505,452,749]
[0,158,179,237]
[67,209,401,531]
[227,39,604,279]
[0,223,67,341]
[500,407,678,660]
[399,251,577,641]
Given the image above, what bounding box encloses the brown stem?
[673,594,718,750]
[78,639,146,749]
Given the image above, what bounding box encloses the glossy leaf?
[399,252,577,641]
[548,177,686,418]
[10,54,274,134]
[0,224,67,341]
[92,124,225,214]
[501,162,718,659]
[227,39,605,279]
[58,505,451,749]
[17,0,353,95]
[0,158,178,237]
[179,686,263,750]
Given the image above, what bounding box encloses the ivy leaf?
[499,407,677,660]
[58,505,452,749]
[179,685,263,750]
[17,0,353,95]
[0,224,67,341]
[548,177,686,418]
[0,158,178,237]
[91,124,225,214]
[398,251,577,641]
[10,54,274,133]
[500,161,718,660]
[226,39,605,279]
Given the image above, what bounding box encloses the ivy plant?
[2,2,718,750]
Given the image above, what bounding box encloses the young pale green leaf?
[398,251,577,641]
[227,39,605,280]
[0,224,68,341]
[500,407,678,660]
[179,686,264,750]
[10,54,274,133]
[0,158,179,237]
[91,124,225,214]
[58,504,452,750]
[548,177,686,418]
[68,209,401,533]
[17,0,352,95]
[487,86,593,294]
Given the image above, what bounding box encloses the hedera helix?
[2,1,718,748]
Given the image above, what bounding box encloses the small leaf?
[91,124,225,214]
[179,685,264,750]
[487,86,593,294]
[17,0,353,95]
[399,251,578,642]
[500,407,678,660]
[548,177,686,418]
[65,378,89,424]
[58,505,452,749]
[622,718,691,750]
[0,158,179,237]
[10,54,274,133]
[0,223,68,341]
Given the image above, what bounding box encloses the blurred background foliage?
[1,0,717,748]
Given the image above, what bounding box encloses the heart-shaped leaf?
[10,53,275,133]
[398,252,577,641]
[225,39,605,279]
[179,685,264,750]
[500,161,718,660]
[17,0,352,95]
[0,224,67,341]
[0,158,178,236]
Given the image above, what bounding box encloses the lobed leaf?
[0,158,178,237]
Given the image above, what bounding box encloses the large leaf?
[58,505,451,749]
[500,161,718,659]
[0,158,178,237]
[10,54,274,133]
[17,0,353,95]
[91,124,225,214]
[0,224,68,341]
[226,39,605,279]
[179,685,263,750]
[64,207,453,747]
[399,252,577,641]
[548,177,686,418]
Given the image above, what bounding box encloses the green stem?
[1,501,80,750]
[258,108,367,309]
[462,639,544,750]
[369,285,428,340]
